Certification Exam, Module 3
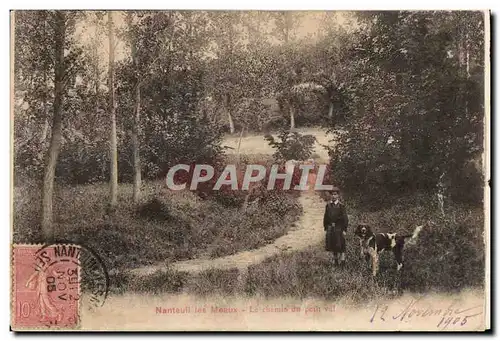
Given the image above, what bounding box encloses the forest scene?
[12,10,487,308]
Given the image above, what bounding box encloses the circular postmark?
[30,241,109,328]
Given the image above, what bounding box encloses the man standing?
[323,187,349,266]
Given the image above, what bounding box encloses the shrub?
[174,157,303,209]
[137,198,174,222]
[265,130,316,162]
[401,211,485,292]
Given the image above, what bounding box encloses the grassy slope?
[112,197,485,302]
[13,180,302,271]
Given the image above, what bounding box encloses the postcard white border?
[1,1,496,339]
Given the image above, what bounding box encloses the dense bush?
[171,156,304,209]
[327,12,484,206]
[402,215,485,292]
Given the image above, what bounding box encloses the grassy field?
[109,196,485,302]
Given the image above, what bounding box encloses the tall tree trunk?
[225,93,235,134]
[456,15,466,73]
[328,101,334,119]
[465,30,470,119]
[227,112,235,134]
[39,13,49,145]
[290,104,295,130]
[40,118,49,143]
[108,11,118,209]
[465,31,470,78]
[282,11,290,43]
[94,28,100,116]
[41,11,66,241]
[131,34,142,203]
[456,17,470,121]
[132,84,141,202]
[40,72,49,144]
[225,13,236,135]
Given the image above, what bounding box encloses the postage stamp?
[11,243,109,330]
[12,244,80,330]
[10,9,490,332]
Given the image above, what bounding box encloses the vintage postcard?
[10,9,490,331]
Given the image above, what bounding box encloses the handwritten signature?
[370,297,483,330]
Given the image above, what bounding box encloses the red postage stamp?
[12,244,81,330]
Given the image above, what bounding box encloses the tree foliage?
[328,11,484,206]
[13,10,485,209]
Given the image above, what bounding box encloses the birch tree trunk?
[328,101,334,119]
[41,11,66,241]
[108,11,118,209]
[226,93,235,134]
[131,36,142,203]
[39,13,49,145]
[94,26,100,117]
[227,112,235,134]
[290,105,295,130]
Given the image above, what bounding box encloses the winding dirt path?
[129,192,326,276]
[129,129,331,277]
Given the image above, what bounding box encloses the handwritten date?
[370,297,482,330]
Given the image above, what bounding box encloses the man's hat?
[330,186,340,193]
